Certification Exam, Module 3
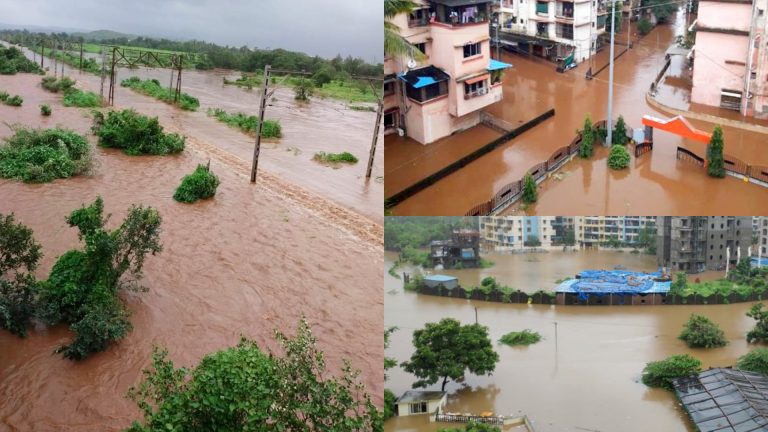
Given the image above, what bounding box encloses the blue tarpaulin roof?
[556,269,670,300]
[487,59,513,71]
[425,275,458,282]
[397,65,450,89]
[752,257,768,267]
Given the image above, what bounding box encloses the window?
[406,81,448,103]
[409,402,428,414]
[414,42,427,55]
[463,42,481,58]
[464,79,487,98]
[384,111,397,130]
[384,81,395,97]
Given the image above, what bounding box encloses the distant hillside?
[0,23,83,33]
[71,29,136,41]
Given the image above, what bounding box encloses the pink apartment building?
[691,0,768,117]
[384,0,512,144]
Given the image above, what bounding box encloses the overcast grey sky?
[0,0,383,62]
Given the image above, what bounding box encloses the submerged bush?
[499,329,542,346]
[63,89,101,108]
[737,348,768,376]
[0,127,91,182]
[641,354,702,390]
[0,46,43,75]
[678,314,727,348]
[0,91,8,102]
[607,144,630,170]
[4,95,23,106]
[206,108,282,138]
[41,76,76,93]
[0,213,43,337]
[93,109,185,155]
[40,104,52,116]
[313,151,358,164]
[173,164,220,203]
[121,76,200,111]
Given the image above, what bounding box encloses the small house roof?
[396,390,447,404]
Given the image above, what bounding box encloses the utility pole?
[99,45,107,102]
[366,99,383,179]
[251,65,271,183]
[79,40,84,72]
[606,0,616,147]
[475,307,478,324]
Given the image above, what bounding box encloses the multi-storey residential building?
[495,0,610,64]
[691,0,768,117]
[480,216,557,250]
[384,0,511,144]
[757,217,768,256]
[656,217,752,273]
[574,216,656,247]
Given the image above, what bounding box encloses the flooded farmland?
[0,63,382,429]
[384,250,758,432]
[386,11,768,216]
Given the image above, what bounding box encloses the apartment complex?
[656,217,753,273]
[480,216,559,250]
[574,216,656,247]
[384,0,512,144]
[757,217,768,256]
[495,0,608,64]
[691,0,768,117]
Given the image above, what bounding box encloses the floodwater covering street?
[384,250,758,432]
[387,11,768,216]
[0,67,382,429]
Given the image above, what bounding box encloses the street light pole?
[606,0,616,148]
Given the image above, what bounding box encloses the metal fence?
[677,146,768,184]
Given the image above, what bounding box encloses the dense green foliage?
[313,151,359,165]
[92,109,185,155]
[126,318,380,431]
[173,164,220,203]
[641,354,702,390]
[0,213,43,337]
[0,127,91,182]
[206,108,282,138]
[62,89,101,107]
[707,125,725,178]
[678,314,727,348]
[669,272,688,296]
[0,45,43,75]
[401,318,499,391]
[4,94,23,106]
[41,76,76,93]
[638,18,653,35]
[40,103,52,116]
[499,329,542,346]
[0,91,7,102]
[384,389,397,421]
[226,74,379,104]
[747,303,768,343]
[38,197,162,359]
[605,1,623,33]
[737,348,768,376]
[579,114,594,158]
[612,115,628,145]
[120,76,200,111]
[522,173,537,204]
[644,0,679,22]
[384,217,477,251]
[439,421,501,432]
[607,144,630,170]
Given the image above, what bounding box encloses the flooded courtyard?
[386,11,768,216]
[385,250,758,431]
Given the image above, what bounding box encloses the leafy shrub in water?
[0,127,91,182]
[63,89,101,107]
[678,314,727,348]
[4,95,22,106]
[747,303,768,343]
[120,76,200,111]
[522,173,538,204]
[93,109,185,155]
[206,108,282,138]
[0,213,43,337]
[737,348,768,376]
[41,76,76,93]
[40,104,52,116]
[173,164,220,203]
[0,91,8,102]
[313,151,358,164]
[499,329,542,346]
[607,144,630,170]
[0,46,43,75]
[641,354,702,390]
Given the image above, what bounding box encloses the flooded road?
[385,251,755,432]
[387,11,768,216]
[0,72,383,431]
[12,42,383,223]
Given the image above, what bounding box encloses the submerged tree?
[747,303,768,343]
[579,113,594,158]
[126,317,381,431]
[607,144,630,170]
[707,125,725,178]
[401,318,499,392]
[293,77,315,101]
[522,173,538,204]
[612,115,628,146]
[737,348,768,376]
[0,214,43,337]
[641,354,702,390]
[679,314,727,348]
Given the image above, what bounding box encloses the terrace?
[429,0,491,27]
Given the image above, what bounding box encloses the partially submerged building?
[430,229,481,267]
[556,269,670,301]
[423,274,460,290]
[673,368,768,431]
[384,0,513,144]
[395,390,447,416]
[480,216,558,250]
[656,217,753,273]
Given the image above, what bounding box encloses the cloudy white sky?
[0,0,383,61]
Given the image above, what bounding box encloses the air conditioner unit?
[478,88,488,96]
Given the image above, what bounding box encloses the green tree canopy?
[678,314,727,348]
[0,213,43,337]
[747,303,768,343]
[401,318,499,391]
[522,174,538,204]
[642,354,702,390]
[579,113,594,158]
[737,348,768,376]
[707,125,725,178]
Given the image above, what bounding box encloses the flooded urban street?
[13,43,384,223]
[387,11,768,216]
[0,69,383,430]
[385,250,756,432]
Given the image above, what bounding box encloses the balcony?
[431,1,491,28]
[408,17,429,27]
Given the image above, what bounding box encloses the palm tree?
[384,0,427,60]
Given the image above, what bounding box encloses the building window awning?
[721,90,743,98]
[465,73,490,84]
[397,65,451,89]
[488,59,513,71]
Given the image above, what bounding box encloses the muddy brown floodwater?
[0,70,382,430]
[388,11,768,216]
[13,43,383,223]
[385,250,760,432]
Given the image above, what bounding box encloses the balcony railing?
[409,17,428,27]
[464,88,489,100]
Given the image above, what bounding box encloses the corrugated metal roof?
[396,390,447,403]
[425,274,458,282]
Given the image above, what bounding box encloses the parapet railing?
[676,146,768,185]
